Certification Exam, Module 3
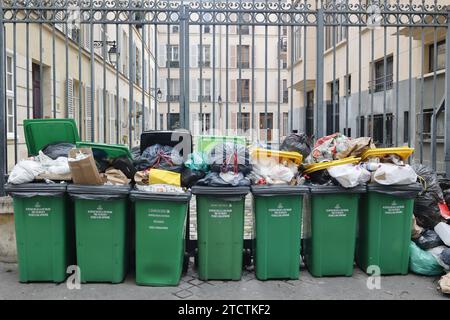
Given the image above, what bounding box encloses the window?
[325,0,347,50]
[359,116,365,136]
[345,74,351,96]
[198,45,211,68]
[168,113,180,130]
[282,56,287,69]
[282,26,288,37]
[404,111,409,143]
[294,26,302,60]
[237,79,250,103]
[7,97,14,135]
[368,113,393,146]
[282,112,289,136]
[283,80,289,103]
[172,25,179,33]
[237,45,250,69]
[167,79,180,101]
[199,113,211,133]
[281,37,288,53]
[306,91,314,137]
[239,25,250,35]
[203,25,211,34]
[159,114,164,130]
[372,55,393,93]
[344,128,351,137]
[429,40,445,72]
[238,112,251,132]
[167,45,179,68]
[6,56,13,92]
[199,79,212,102]
[326,80,340,135]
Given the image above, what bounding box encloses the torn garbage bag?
[7,160,45,184]
[134,144,183,172]
[434,222,450,246]
[409,241,444,276]
[196,172,250,187]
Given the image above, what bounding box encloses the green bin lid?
[191,186,250,196]
[24,119,80,156]
[367,183,422,198]
[309,185,367,194]
[5,182,67,197]
[76,142,132,160]
[130,189,192,202]
[251,185,309,196]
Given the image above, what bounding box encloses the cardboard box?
[68,148,103,185]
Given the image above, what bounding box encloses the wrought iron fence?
[0,0,449,196]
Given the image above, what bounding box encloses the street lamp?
[151,87,163,101]
[93,40,120,67]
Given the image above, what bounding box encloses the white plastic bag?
[427,245,450,271]
[327,164,371,188]
[372,163,417,185]
[434,222,450,247]
[7,160,45,184]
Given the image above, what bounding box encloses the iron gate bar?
[0,1,5,195]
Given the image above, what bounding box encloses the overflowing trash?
[409,241,445,276]
[280,132,311,159]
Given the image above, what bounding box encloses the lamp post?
[93,40,120,66]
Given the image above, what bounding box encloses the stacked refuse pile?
[195,142,251,187]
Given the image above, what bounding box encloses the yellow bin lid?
[251,148,303,165]
[303,157,361,174]
[360,147,414,161]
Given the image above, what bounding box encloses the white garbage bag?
[372,163,417,185]
[327,164,371,188]
[7,160,45,184]
[434,222,450,247]
[34,151,70,175]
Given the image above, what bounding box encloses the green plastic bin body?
[252,185,308,280]
[23,119,80,156]
[304,185,365,277]
[130,191,191,286]
[192,186,249,281]
[356,183,422,275]
[5,183,74,283]
[68,185,130,283]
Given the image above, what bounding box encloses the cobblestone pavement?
[0,261,447,300]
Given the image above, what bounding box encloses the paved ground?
[0,261,447,300]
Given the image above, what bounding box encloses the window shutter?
[190,44,198,68]
[156,44,165,68]
[231,79,237,102]
[190,78,198,102]
[230,45,237,69]
[159,77,167,102]
[55,11,65,33]
[67,78,74,118]
[98,89,104,143]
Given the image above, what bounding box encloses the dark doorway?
[32,63,42,119]
[167,113,180,130]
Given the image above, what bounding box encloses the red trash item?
[438,202,450,220]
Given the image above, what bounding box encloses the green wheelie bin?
[304,185,366,277]
[68,185,131,283]
[192,186,250,281]
[5,183,74,283]
[130,189,192,286]
[356,183,422,275]
[251,185,309,280]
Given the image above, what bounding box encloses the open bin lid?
[5,182,67,197]
[140,130,192,161]
[250,148,303,165]
[367,182,423,198]
[76,142,132,160]
[360,147,414,161]
[130,189,192,202]
[191,186,250,196]
[67,184,130,200]
[309,184,366,194]
[24,119,80,156]
[196,135,247,153]
[251,185,309,196]
[303,157,361,174]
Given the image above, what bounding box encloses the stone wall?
[0,197,16,263]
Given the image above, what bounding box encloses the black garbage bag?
[307,169,338,186]
[439,178,450,192]
[181,168,206,188]
[413,164,444,229]
[41,142,75,159]
[111,157,136,179]
[208,142,252,174]
[441,248,450,266]
[414,229,444,250]
[196,172,251,187]
[280,132,312,159]
[134,144,183,172]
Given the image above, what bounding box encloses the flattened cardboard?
[68,148,103,185]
